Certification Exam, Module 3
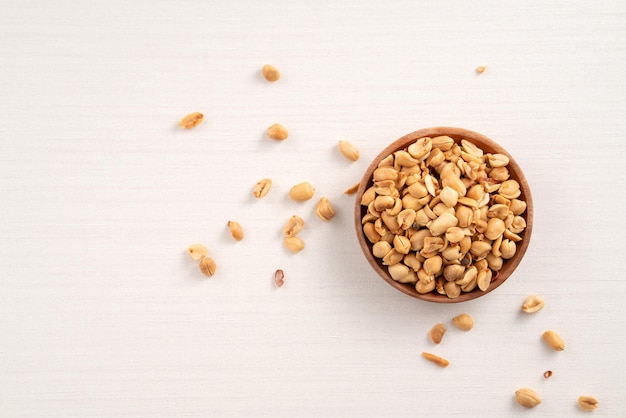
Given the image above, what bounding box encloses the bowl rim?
[354,126,534,303]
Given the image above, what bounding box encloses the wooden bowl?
[354,127,533,302]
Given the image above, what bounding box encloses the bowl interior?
[354,127,533,303]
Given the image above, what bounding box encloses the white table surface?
[1,1,625,416]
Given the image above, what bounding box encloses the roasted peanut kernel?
[431,136,454,151]
[509,198,527,215]
[178,112,204,129]
[227,221,244,241]
[542,330,565,351]
[394,150,419,167]
[261,64,281,82]
[515,388,542,409]
[283,215,305,237]
[421,352,449,368]
[361,186,376,206]
[388,263,410,281]
[199,256,217,277]
[444,281,461,299]
[267,123,288,140]
[499,179,521,199]
[484,217,506,240]
[407,137,432,160]
[488,153,509,168]
[428,212,459,236]
[475,65,487,74]
[452,313,474,331]
[373,166,398,182]
[393,235,411,255]
[344,182,360,195]
[578,396,598,411]
[187,243,208,261]
[429,323,447,344]
[476,269,492,291]
[522,295,545,313]
[315,197,336,221]
[284,236,304,253]
[289,182,315,201]
[372,241,392,258]
[442,246,462,262]
[363,222,380,243]
[338,140,360,161]
[416,278,436,294]
[253,178,272,198]
[382,249,403,266]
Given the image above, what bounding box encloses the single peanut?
[261,64,281,82]
[274,269,285,287]
[421,352,449,368]
[283,215,304,237]
[515,388,541,408]
[267,123,288,140]
[338,140,360,161]
[187,243,208,260]
[451,313,474,331]
[178,112,204,129]
[428,323,447,344]
[475,65,487,74]
[578,395,598,411]
[227,221,244,241]
[315,197,336,221]
[253,178,272,198]
[198,256,217,277]
[522,295,545,314]
[542,330,565,351]
[284,236,304,253]
[344,182,360,195]
[289,182,315,201]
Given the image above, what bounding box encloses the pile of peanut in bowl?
[355,127,533,303]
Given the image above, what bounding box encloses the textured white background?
[1,1,625,416]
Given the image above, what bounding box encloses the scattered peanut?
[360,136,527,298]
[274,269,285,287]
[315,197,336,221]
[283,215,304,237]
[421,352,449,368]
[267,123,288,140]
[178,112,204,129]
[344,182,360,195]
[578,396,598,411]
[522,294,545,313]
[187,243,208,261]
[475,65,487,74]
[542,330,565,351]
[253,178,272,198]
[338,140,360,161]
[452,313,474,331]
[199,256,217,277]
[515,388,541,408]
[227,221,244,241]
[284,236,304,253]
[543,370,552,379]
[428,323,447,344]
[289,182,315,201]
[261,64,281,82]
